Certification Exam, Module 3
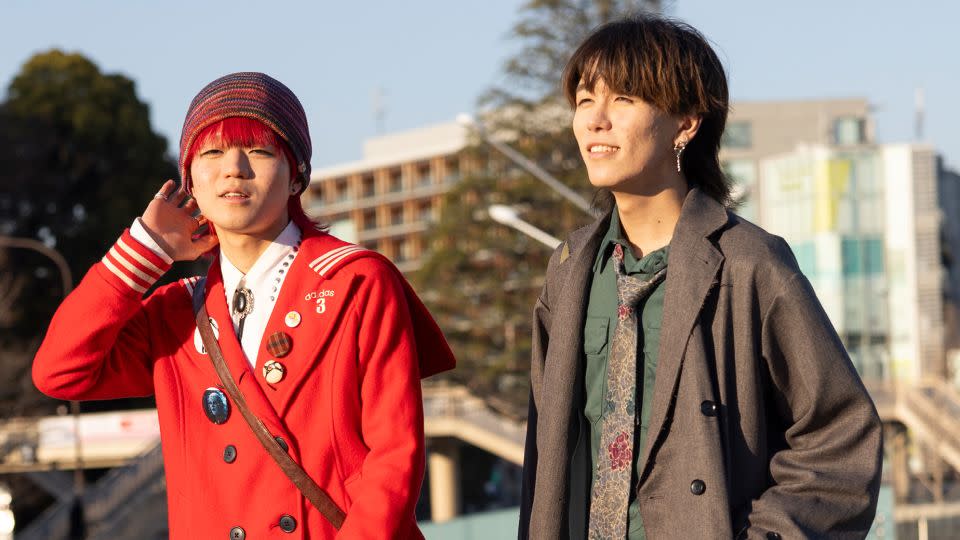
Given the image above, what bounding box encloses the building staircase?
[18,441,166,540]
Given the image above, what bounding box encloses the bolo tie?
[232,286,254,339]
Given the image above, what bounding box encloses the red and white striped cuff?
[100,229,172,294]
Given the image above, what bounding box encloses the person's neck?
[612,176,688,259]
[218,220,290,274]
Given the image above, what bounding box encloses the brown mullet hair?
[562,14,732,207]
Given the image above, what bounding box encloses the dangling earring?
[674,141,687,174]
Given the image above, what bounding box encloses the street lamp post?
[457,113,594,215]
[0,237,84,508]
[488,205,562,250]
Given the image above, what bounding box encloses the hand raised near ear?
[141,180,219,261]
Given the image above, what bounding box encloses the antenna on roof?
[914,87,925,141]
[372,86,387,135]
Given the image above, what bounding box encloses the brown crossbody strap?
[195,302,347,529]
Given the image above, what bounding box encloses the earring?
[674,141,687,174]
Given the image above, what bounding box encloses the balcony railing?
[310,177,457,216]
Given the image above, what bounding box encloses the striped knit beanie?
[179,72,311,193]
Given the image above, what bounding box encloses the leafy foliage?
[0,50,191,416]
[415,0,661,413]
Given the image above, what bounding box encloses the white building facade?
[754,143,946,382]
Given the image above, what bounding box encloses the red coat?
[33,226,455,539]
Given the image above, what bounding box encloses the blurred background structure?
[1,0,959,538]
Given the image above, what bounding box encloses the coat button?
[223,445,237,463]
[766,533,781,540]
[275,436,289,452]
[690,479,706,495]
[229,526,245,539]
[700,400,718,417]
[279,514,297,532]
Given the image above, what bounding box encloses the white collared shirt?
[130,218,302,368]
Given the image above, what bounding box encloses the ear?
[290,181,301,194]
[675,114,702,146]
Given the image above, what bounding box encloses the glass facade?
[760,147,889,379]
[723,159,758,221]
[722,121,752,149]
[834,116,866,145]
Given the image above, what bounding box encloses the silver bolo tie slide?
[232,287,254,339]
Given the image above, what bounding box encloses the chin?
[209,217,255,235]
[586,173,628,190]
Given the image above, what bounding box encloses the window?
[394,238,413,263]
[842,238,861,276]
[362,209,377,231]
[864,238,884,274]
[791,242,817,278]
[362,175,375,197]
[335,178,348,202]
[834,117,865,145]
[842,236,884,276]
[417,163,432,187]
[418,201,434,222]
[722,159,757,220]
[327,218,357,244]
[390,205,404,226]
[722,121,752,149]
[723,160,756,186]
[389,169,403,192]
[445,158,461,182]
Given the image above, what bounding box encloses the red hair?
[184,117,322,231]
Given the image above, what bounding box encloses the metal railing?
[19,441,164,540]
[310,179,457,216]
[423,385,526,464]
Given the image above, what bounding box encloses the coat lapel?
[537,214,610,505]
[254,230,357,415]
[639,189,729,476]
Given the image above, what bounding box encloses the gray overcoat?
[519,188,883,539]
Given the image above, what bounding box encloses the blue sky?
[2,0,957,170]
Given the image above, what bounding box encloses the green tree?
[415,0,661,413]
[0,50,186,416]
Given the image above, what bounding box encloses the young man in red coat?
[33,72,454,539]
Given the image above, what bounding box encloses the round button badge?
[202,387,230,425]
[263,360,286,384]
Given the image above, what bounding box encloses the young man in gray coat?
[520,15,882,540]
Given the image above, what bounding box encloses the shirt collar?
[593,207,670,275]
[220,220,302,296]
[593,209,626,274]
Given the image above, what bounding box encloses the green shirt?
[583,210,669,539]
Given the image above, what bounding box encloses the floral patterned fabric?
[588,243,667,540]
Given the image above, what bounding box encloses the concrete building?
[302,122,471,274]
[938,161,960,384]
[720,98,873,222]
[758,143,947,382]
